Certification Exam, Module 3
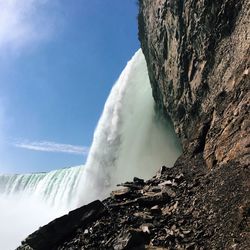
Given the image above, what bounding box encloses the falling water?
[0,165,83,210]
[0,49,182,249]
[78,49,182,203]
[0,166,84,250]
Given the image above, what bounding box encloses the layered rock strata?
[138,0,249,168]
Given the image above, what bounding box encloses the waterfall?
[0,166,85,250]
[0,49,181,249]
[78,49,182,203]
[0,165,84,210]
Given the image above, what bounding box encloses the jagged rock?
[111,187,131,199]
[17,159,250,250]
[113,229,150,250]
[161,186,176,198]
[150,205,161,215]
[137,193,169,207]
[140,224,154,234]
[133,177,145,185]
[118,182,143,190]
[145,247,168,250]
[155,165,169,178]
[158,180,172,186]
[138,0,249,168]
[17,200,107,250]
[134,212,153,221]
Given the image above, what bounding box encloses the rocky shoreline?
[18,0,249,249]
[18,154,250,250]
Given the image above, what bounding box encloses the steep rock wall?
[138,0,249,168]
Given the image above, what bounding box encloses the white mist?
[78,49,182,204]
[0,49,182,249]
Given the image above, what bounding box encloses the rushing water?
[78,49,182,204]
[0,165,84,210]
[0,49,182,249]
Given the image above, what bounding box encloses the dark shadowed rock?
[17,200,107,250]
[111,187,131,199]
[113,229,150,250]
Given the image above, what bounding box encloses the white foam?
[0,49,182,249]
[78,49,182,203]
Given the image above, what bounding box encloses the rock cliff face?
[138,0,249,168]
[18,1,250,249]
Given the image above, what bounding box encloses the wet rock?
[134,212,153,221]
[161,186,176,198]
[18,200,107,250]
[113,229,150,250]
[145,247,168,250]
[138,193,169,207]
[156,166,169,178]
[150,205,161,215]
[17,159,250,250]
[118,182,143,190]
[158,180,172,186]
[140,223,154,234]
[175,173,184,183]
[133,177,145,185]
[111,187,131,199]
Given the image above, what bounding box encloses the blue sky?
[0,0,139,174]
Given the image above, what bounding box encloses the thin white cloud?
[14,140,89,155]
[0,0,61,55]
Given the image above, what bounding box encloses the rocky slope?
[18,157,250,250]
[18,0,249,249]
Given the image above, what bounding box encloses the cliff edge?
[138,0,249,168]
